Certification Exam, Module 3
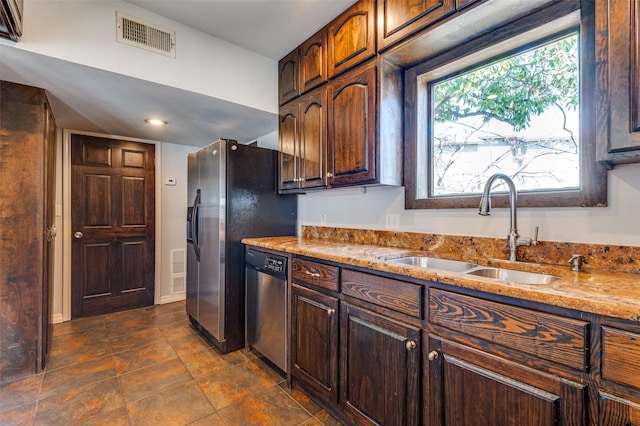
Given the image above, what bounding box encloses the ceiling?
[0,0,354,147]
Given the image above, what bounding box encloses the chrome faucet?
[478,173,537,262]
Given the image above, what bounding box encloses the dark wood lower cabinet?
[341,303,421,426]
[426,335,587,426]
[290,284,339,403]
[600,393,640,426]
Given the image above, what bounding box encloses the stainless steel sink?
[384,256,478,273]
[464,267,560,284]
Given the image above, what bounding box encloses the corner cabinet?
[0,81,56,383]
[596,0,640,167]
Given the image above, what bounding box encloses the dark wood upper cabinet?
[278,49,300,105]
[599,393,640,426]
[0,81,56,383]
[0,0,23,41]
[328,0,376,78]
[278,86,328,192]
[596,0,640,167]
[300,28,328,94]
[327,59,403,188]
[377,0,456,51]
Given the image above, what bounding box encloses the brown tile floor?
[0,301,343,426]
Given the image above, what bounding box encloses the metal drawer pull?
[406,340,417,351]
[428,350,439,361]
[305,271,320,277]
[327,308,335,316]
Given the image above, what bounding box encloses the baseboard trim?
[159,293,186,304]
[52,313,64,324]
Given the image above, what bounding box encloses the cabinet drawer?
[429,289,588,370]
[602,326,640,390]
[292,258,339,292]
[341,269,423,318]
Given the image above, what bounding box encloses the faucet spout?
[479,173,520,262]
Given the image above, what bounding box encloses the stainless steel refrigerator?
[186,139,296,353]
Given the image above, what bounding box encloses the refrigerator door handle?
[191,190,201,262]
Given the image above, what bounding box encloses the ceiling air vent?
[116,12,176,58]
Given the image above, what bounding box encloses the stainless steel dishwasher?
[245,248,288,372]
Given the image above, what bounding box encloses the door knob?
[74,231,83,239]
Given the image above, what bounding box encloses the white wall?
[16,0,277,114]
[299,163,640,246]
[158,142,199,303]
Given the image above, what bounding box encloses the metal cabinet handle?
[326,172,333,178]
[427,350,439,361]
[305,271,320,277]
[327,308,335,316]
[74,231,83,239]
[406,340,417,351]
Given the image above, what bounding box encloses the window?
[404,3,607,209]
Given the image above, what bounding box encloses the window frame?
[403,0,607,210]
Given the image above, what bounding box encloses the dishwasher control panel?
[265,257,285,272]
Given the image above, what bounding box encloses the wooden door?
[600,393,640,426]
[291,284,339,403]
[278,48,300,105]
[300,28,327,94]
[71,134,155,318]
[340,302,421,426]
[426,335,587,426]
[328,60,377,187]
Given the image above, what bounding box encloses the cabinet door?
[426,335,587,426]
[341,303,421,426]
[600,393,640,426]
[291,284,339,403]
[328,0,375,78]
[299,87,328,190]
[278,101,300,192]
[328,61,377,187]
[300,29,327,94]
[278,49,300,105]
[596,0,640,166]
[377,0,455,51]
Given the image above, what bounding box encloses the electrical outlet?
[385,214,400,229]
[320,213,327,225]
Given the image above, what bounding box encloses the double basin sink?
[383,255,559,285]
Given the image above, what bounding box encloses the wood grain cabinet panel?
[426,336,587,426]
[292,257,339,291]
[377,0,455,51]
[328,0,376,78]
[327,60,377,186]
[278,49,300,105]
[341,303,421,426]
[602,326,640,390]
[429,288,589,370]
[596,0,640,166]
[290,284,339,404]
[342,268,423,318]
[300,28,328,94]
[278,86,328,193]
[0,81,56,383]
[600,393,640,426]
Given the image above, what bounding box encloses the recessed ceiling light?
[145,118,168,126]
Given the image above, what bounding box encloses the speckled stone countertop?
[243,230,640,322]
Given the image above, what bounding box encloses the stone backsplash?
[302,226,640,274]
